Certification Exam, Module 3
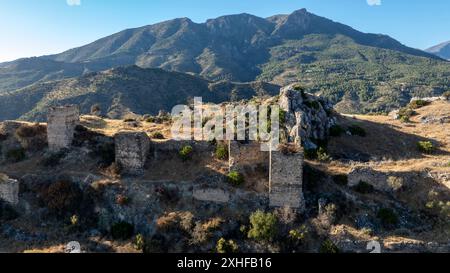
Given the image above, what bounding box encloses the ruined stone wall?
[0,174,19,205]
[269,151,305,211]
[47,105,79,151]
[229,141,269,172]
[115,131,150,174]
[193,188,230,203]
[348,166,406,193]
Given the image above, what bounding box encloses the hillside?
[427,41,450,60]
[0,66,279,121]
[0,96,448,253]
[1,9,449,114]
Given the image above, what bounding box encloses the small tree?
[215,144,228,160]
[179,145,194,161]
[417,141,434,154]
[216,238,239,253]
[247,210,278,242]
[227,171,245,186]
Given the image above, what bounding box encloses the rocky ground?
[0,96,448,253]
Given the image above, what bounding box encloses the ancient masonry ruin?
[0,174,19,205]
[115,131,150,174]
[228,141,305,210]
[47,105,80,151]
[269,151,305,210]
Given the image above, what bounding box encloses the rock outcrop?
[278,84,336,150]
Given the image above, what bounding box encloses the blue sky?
[0,0,449,62]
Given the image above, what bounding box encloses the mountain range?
[0,8,449,120]
[0,66,279,121]
[426,40,450,60]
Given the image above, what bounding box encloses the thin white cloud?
[67,0,81,6]
[367,0,382,6]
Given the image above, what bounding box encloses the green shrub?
[417,141,434,154]
[304,146,330,161]
[408,100,430,109]
[288,225,308,243]
[123,118,136,123]
[216,238,239,253]
[320,239,340,253]
[247,210,278,242]
[6,148,26,162]
[329,125,344,137]
[179,145,194,161]
[227,171,245,186]
[134,234,145,251]
[317,147,331,162]
[348,125,367,137]
[377,208,399,227]
[398,107,415,121]
[279,109,287,125]
[215,144,228,160]
[400,115,410,123]
[333,174,348,186]
[353,181,374,194]
[111,221,134,240]
[151,131,165,140]
[70,214,79,226]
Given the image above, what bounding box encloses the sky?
[0,0,449,62]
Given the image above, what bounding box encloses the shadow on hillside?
[328,116,450,162]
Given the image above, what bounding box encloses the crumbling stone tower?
[0,174,19,205]
[269,150,305,211]
[47,105,80,151]
[115,131,150,175]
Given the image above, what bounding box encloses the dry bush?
[279,143,301,154]
[156,212,182,232]
[15,123,47,151]
[202,217,224,231]
[41,181,82,217]
[156,211,195,234]
[15,123,46,138]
